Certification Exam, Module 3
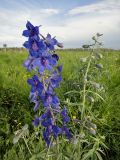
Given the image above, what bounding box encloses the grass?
[0,48,120,160]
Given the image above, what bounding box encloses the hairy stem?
[23,136,32,156]
[81,46,96,120]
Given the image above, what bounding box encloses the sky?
[0,0,120,49]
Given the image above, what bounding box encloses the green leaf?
[95,151,103,160]
[87,90,105,102]
[82,149,94,160]
[64,90,80,95]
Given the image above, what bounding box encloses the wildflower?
[23,39,46,58]
[23,21,40,39]
[40,90,60,108]
[72,116,76,119]
[50,74,62,88]
[32,116,41,126]
[41,118,53,127]
[52,53,59,61]
[29,91,39,102]
[52,125,61,137]
[23,56,35,71]
[23,21,72,146]
[57,65,63,73]
[33,109,52,126]
[45,33,58,50]
[33,100,40,111]
[62,126,72,139]
[27,75,44,93]
[33,55,57,74]
[43,131,50,146]
[61,107,70,123]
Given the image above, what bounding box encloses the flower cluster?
[23,21,72,146]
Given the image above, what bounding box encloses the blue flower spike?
[23,21,72,146]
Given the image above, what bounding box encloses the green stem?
[56,137,59,155]
[81,46,95,120]
[18,142,26,160]
[44,137,53,160]
[23,136,32,156]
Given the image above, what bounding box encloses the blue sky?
[0,0,120,49]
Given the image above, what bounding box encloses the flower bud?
[89,127,96,135]
[82,45,90,49]
[95,64,103,69]
[88,96,94,103]
[57,43,63,48]
[80,57,87,62]
[96,53,103,59]
[91,123,97,129]
[22,124,28,131]
[92,36,96,41]
[96,33,103,37]
[91,82,101,89]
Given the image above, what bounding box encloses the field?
[0,49,120,160]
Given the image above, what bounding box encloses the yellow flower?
[45,75,48,79]
[72,116,76,119]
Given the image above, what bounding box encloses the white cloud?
[39,9,59,15]
[41,14,120,48]
[0,0,120,49]
[0,7,60,47]
[68,0,120,15]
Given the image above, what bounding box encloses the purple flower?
[57,65,63,73]
[50,75,62,88]
[43,128,51,147]
[27,75,44,93]
[23,56,35,71]
[61,107,70,123]
[29,91,39,103]
[23,21,40,39]
[45,33,58,50]
[23,38,46,58]
[41,90,60,108]
[52,125,61,138]
[52,54,59,61]
[33,100,40,111]
[62,126,72,139]
[32,116,41,126]
[33,55,57,74]
[41,118,53,127]
[43,125,61,147]
[33,109,51,126]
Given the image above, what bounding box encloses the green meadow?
[0,49,120,160]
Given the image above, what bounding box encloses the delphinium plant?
[64,33,107,160]
[19,21,72,148]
